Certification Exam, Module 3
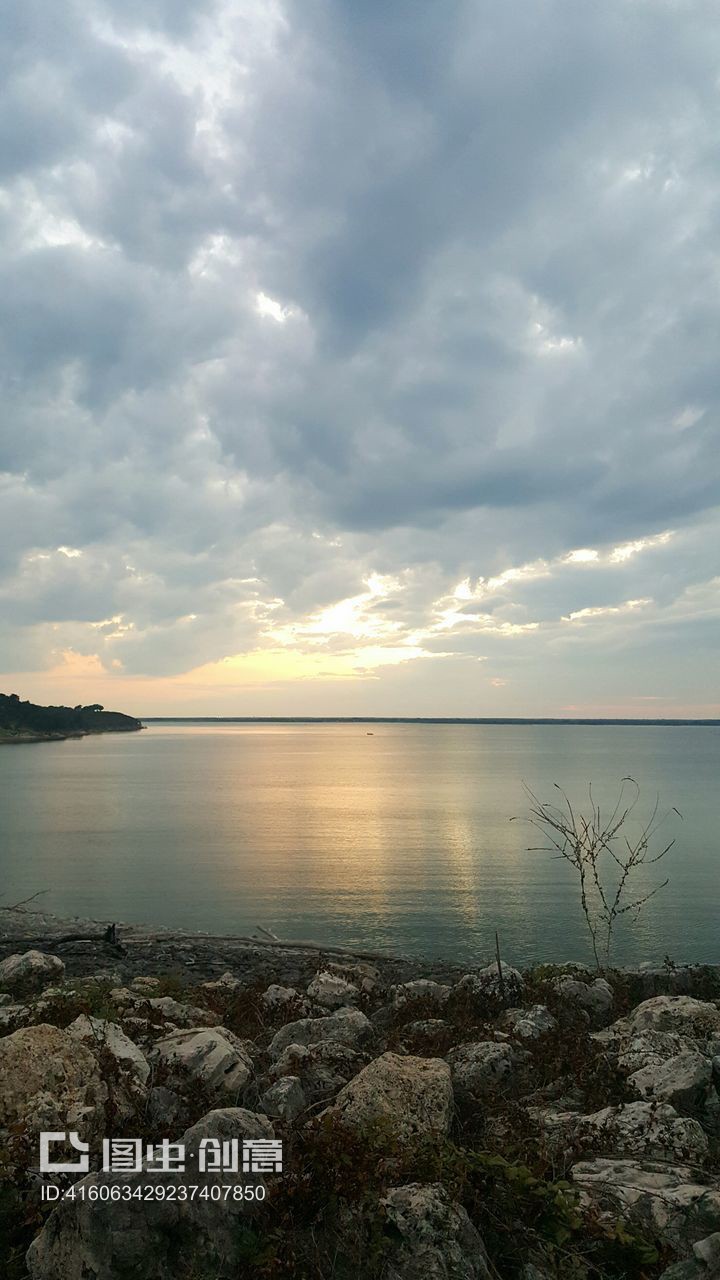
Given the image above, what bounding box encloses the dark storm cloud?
[0,0,718,704]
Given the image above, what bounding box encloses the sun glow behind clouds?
[40,529,684,687]
[6,523,690,712]
[270,574,403,645]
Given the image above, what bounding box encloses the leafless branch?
[514,778,679,970]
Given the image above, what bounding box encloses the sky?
[1,0,718,718]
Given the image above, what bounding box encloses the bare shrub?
[515,777,681,970]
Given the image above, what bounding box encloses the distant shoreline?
[142,716,720,726]
[0,694,145,744]
[0,726,145,745]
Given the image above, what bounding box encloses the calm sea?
[1,721,717,967]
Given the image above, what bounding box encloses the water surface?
[1,721,717,966]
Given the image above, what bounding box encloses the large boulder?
[331,1053,453,1140]
[0,1024,106,1137]
[448,1041,522,1095]
[619,997,720,1039]
[613,1030,691,1074]
[153,1026,253,1100]
[536,1100,708,1162]
[26,1108,274,1280]
[629,1050,714,1117]
[268,1006,372,1058]
[571,1158,720,1251]
[381,1183,492,1279]
[0,950,65,995]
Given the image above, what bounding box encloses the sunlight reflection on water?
[1,721,717,966]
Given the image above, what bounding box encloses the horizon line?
[139,716,720,726]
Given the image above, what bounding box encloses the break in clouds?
[0,0,718,714]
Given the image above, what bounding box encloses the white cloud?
[255,291,294,323]
[563,598,652,623]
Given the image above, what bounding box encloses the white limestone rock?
[629,1049,713,1116]
[269,1042,313,1078]
[391,980,452,1010]
[657,1233,720,1279]
[201,972,244,996]
[268,1006,372,1058]
[109,987,135,1007]
[401,1019,450,1042]
[153,1026,254,1100]
[0,1023,106,1137]
[502,1005,557,1040]
[381,1183,492,1280]
[269,1039,363,1101]
[614,1030,690,1074]
[0,950,65,995]
[262,984,308,1012]
[536,1100,708,1162]
[330,1052,453,1140]
[571,1158,720,1251]
[144,996,215,1027]
[307,970,360,1009]
[67,1014,151,1085]
[621,997,720,1038]
[455,963,524,1001]
[324,959,380,994]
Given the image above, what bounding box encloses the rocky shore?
[1,908,720,1279]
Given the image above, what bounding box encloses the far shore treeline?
[0,693,143,743]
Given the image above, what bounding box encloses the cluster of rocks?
[1,940,720,1278]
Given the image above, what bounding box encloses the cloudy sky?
[1,0,718,717]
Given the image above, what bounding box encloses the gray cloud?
[0,0,718,711]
